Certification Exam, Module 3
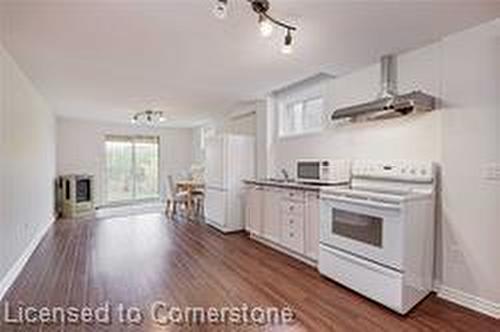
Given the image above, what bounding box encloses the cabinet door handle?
[290,232,294,238]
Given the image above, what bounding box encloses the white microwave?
[296,159,350,184]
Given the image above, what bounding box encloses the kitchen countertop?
[243,179,345,192]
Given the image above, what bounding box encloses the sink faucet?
[281,169,290,182]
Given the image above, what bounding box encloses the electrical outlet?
[482,163,500,181]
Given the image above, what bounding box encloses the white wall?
[270,42,442,176]
[263,19,500,311]
[439,20,500,306]
[0,43,56,284]
[56,118,194,206]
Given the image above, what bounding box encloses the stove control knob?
[410,169,416,175]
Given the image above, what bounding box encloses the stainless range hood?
[331,55,436,122]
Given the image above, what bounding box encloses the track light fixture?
[213,0,297,54]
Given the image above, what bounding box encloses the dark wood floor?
[1,213,499,331]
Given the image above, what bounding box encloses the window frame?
[278,95,325,138]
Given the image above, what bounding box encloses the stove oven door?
[320,194,403,271]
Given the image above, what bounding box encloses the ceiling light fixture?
[213,0,297,54]
[131,110,166,125]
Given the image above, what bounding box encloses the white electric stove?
[318,160,437,314]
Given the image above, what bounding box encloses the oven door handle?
[321,195,401,211]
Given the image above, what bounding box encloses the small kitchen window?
[279,96,324,138]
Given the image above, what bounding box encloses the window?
[279,96,324,137]
[105,136,159,204]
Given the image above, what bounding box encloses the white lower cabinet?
[245,184,321,264]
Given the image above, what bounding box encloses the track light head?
[213,0,228,20]
[258,14,273,37]
[282,30,293,54]
[251,0,270,14]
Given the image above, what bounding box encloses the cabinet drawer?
[319,245,404,313]
[282,212,303,228]
[281,200,304,216]
[281,213,304,253]
[282,189,305,202]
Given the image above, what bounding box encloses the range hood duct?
[331,55,436,122]
[378,54,398,99]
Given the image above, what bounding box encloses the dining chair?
[191,188,205,217]
[165,175,190,216]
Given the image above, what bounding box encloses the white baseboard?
[435,284,500,319]
[432,279,441,293]
[96,202,163,219]
[0,217,55,301]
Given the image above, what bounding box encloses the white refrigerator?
[204,134,255,233]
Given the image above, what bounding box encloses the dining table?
[175,180,205,216]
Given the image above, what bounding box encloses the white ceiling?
[1,1,500,127]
